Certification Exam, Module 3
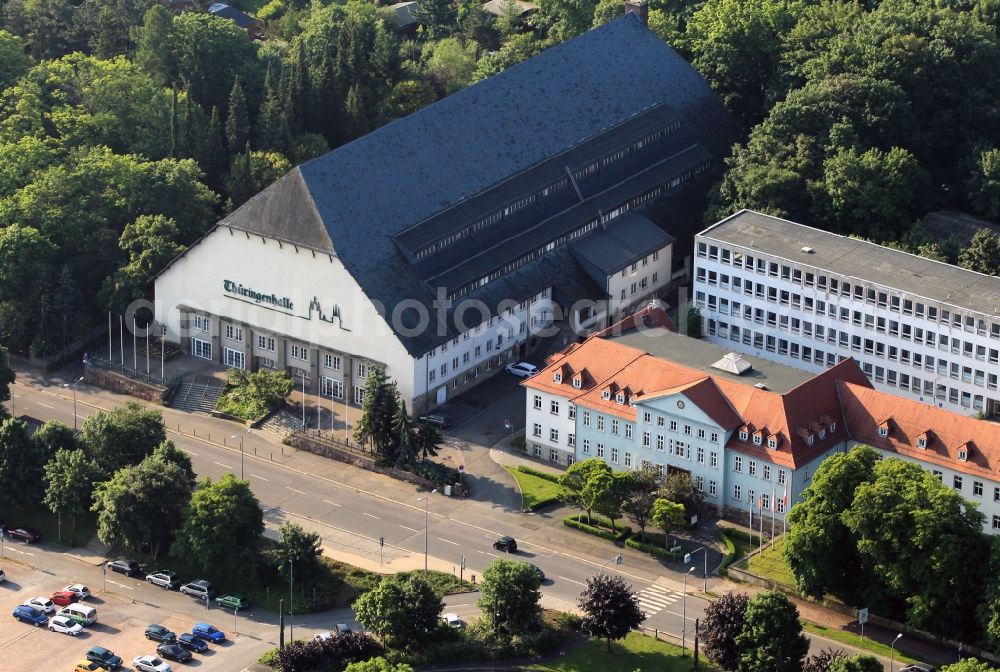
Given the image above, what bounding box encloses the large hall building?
[154,14,737,413]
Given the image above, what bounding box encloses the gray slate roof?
[570,212,675,283]
[222,14,737,356]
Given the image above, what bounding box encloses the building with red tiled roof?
[522,307,1000,531]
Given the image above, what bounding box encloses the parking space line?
[106,579,134,591]
[249,473,269,481]
[399,525,418,532]
[287,486,307,495]
[323,500,341,507]
[558,576,587,586]
[437,537,459,546]
[362,512,381,520]
[37,402,55,409]
[213,461,232,469]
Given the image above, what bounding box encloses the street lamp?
[417,490,438,573]
[890,633,902,672]
[230,435,244,479]
[682,567,696,654]
[597,553,623,576]
[62,376,84,431]
[289,557,294,642]
[684,546,708,593]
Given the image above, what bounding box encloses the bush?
[258,647,279,667]
[216,368,293,421]
[401,460,460,486]
[719,532,738,572]
[319,631,383,664]
[276,639,324,672]
[625,536,683,561]
[516,465,561,484]
[511,435,526,450]
[563,515,632,542]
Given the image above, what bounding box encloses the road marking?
[362,512,381,520]
[436,537,459,546]
[106,580,134,591]
[37,402,55,409]
[249,473,269,481]
[323,500,341,507]
[287,487,307,495]
[636,586,680,616]
[181,448,199,456]
[6,547,34,556]
[213,461,233,470]
[399,525,418,532]
[558,576,586,586]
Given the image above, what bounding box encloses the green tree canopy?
[149,439,196,488]
[734,591,809,672]
[650,498,685,549]
[0,30,30,91]
[79,401,167,476]
[0,344,15,404]
[622,463,661,542]
[701,591,750,671]
[958,228,1000,276]
[277,521,324,586]
[0,416,49,506]
[353,573,443,645]
[344,658,414,672]
[940,660,997,672]
[100,214,185,313]
[827,654,883,672]
[172,473,264,580]
[168,13,259,114]
[423,37,477,96]
[477,558,542,635]
[43,448,101,543]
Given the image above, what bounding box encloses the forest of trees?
[0,0,998,358]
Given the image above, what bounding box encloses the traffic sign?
[858,608,869,625]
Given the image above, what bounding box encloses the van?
[59,604,98,626]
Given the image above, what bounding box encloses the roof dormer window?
[767,436,778,449]
[739,430,748,441]
[917,436,927,449]
[554,372,562,383]
[958,449,968,462]
[877,425,888,438]
[615,392,625,404]
[753,434,763,446]
[818,429,826,440]
[829,422,837,433]
[572,378,582,389]
[601,390,611,400]
[806,435,814,446]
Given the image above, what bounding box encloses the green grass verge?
[505,465,568,511]
[744,538,797,587]
[718,531,737,572]
[529,631,718,672]
[724,527,767,562]
[4,506,97,549]
[396,570,474,598]
[802,621,923,666]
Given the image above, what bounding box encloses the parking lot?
[0,559,265,672]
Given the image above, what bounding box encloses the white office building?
[693,210,1000,419]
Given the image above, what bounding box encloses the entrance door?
[436,386,446,406]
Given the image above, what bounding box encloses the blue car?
[191,622,225,643]
[177,632,209,653]
[12,605,48,626]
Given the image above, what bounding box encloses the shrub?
[401,460,460,486]
[216,368,293,421]
[719,532,738,572]
[276,639,324,672]
[511,435,526,450]
[319,631,383,664]
[257,646,279,667]
[625,537,683,561]
[517,465,561,483]
[563,515,632,542]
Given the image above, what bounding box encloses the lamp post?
[300,373,306,428]
[289,557,294,642]
[230,435,244,479]
[597,553,623,576]
[682,567,695,654]
[62,376,84,431]
[417,490,437,573]
[684,546,709,593]
[889,633,902,672]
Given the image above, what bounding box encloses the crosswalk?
[636,584,681,616]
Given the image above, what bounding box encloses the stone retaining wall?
[84,366,169,403]
[286,432,439,490]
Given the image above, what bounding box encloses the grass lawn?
[395,570,474,597]
[744,537,797,587]
[723,527,767,562]
[3,506,97,549]
[529,631,718,672]
[505,466,568,511]
[802,621,923,666]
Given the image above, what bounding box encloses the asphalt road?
[5,373,902,670]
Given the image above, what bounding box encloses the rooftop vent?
[754,383,769,390]
[801,246,814,254]
[711,352,753,375]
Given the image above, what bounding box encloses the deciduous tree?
[43,448,100,543]
[353,573,443,645]
[578,573,645,652]
[701,592,750,670]
[734,591,809,672]
[958,228,1000,276]
[80,401,167,476]
[0,416,49,506]
[650,498,685,549]
[623,464,661,542]
[827,654,882,672]
[477,558,541,635]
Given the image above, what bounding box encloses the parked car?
[58,603,98,626]
[215,593,248,610]
[74,661,102,672]
[442,613,463,629]
[48,614,84,635]
[179,579,214,600]
[526,563,545,581]
[50,590,79,606]
[22,596,55,613]
[0,567,5,582]
[64,584,92,600]
[191,622,225,643]
[313,631,334,642]
[106,559,142,577]
[145,571,181,590]
[505,362,539,378]
[7,527,41,543]
[492,535,517,552]
[86,646,124,670]
[132,655,171,672]
[11,605,47,626]
[900,666,936,672]
[418,413,453,429]
[335,623,352,635]
[145,624,177,643]
[177,633,208,653]
[156,643,192,663]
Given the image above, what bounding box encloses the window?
[974,481,983,497]
[697,428,706,439]
[193,314,209,331]
[354,385,366,404]
[777,469,786,485]
[534,395,542,410]
[597,416,605,431]
[763,464,771,481]
[739,429,748,441]
[697,446,705,464]
[223,347,245,369]
[753,434,763,446]
[568,433,575,447]
[656,435,664,451]
[683,424,692,435]
[572,378,582,389]
[324,354,341,370]
[710,452,718,468]
[959,449,968,462]
[550,400,560,415]
[733,484,742,501]
[624,452,632,467]
[611,447,619,464]
[549,449,559,462]
[767,436,777,449]
[749,460,757,477]
[994,515,1000,531]
[257,335,275,352]
[582,439,591,454]
[532,423,541,437]
[695,476,704,492]
[710,432,719,443]
[291,344,309,362]
[569,404,576,419]
[192,338,212,360]
[596,443,605,458]
[625,424,633,439]
[734,455,743,472]
[225,324,243,342]
[643,411,652,423]
[553,372,562,383]
[709,480,717,497]
[643,432,650,447]
[357,363,368,378]
[611,419,620,435]
[583,410,591,427]
[954,475,963,490]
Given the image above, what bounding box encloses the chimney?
[623,0,648,24]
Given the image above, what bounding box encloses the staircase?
[256,408,304,440]
[169,377,225,413]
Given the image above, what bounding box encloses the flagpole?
[748,499,753,551]
[119,316,124,367]
[783,483,788,536]
[146,327,150,374]
[770,486,776,548]
[758,497,764,555]
[108,312,112,360]
[133,316,137,371]
[161,325,165,380]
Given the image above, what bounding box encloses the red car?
[7,528,41,543]
[50,591,79,607]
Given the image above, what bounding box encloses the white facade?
[605,244,672,323]
[694,218,1000,418]
[525,387,577,463]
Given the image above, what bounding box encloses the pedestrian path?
[636,584,681,616]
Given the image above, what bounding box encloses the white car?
[506,362,539,378]
[132,655,172,672]
[63,584,91,600]
[0,567,5,582]
[442,613,464,629]
[48,614,83,635]
[313,631,334,642]
[23,597,55,613]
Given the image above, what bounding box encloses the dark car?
[900,666,936,672]
[106,559,142,577]
[7,527,41,543]
[145,623,177,643]
[418,414,453,429]
[86,646,124,670]
[215,594,248,610]
[527,563,545,581]
[177,633,209,653]
[12,605,48,626]
[492,536,517,552]
[157,643,193,663]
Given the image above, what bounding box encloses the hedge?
[563,514,632,542]
[625,537,683,561]
[718,531,738,572]
[516,465,562,484]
